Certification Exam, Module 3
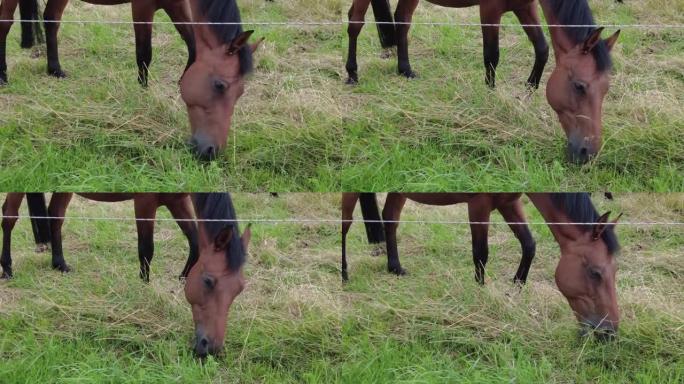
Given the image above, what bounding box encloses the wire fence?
[2,215,683,227]
[2,19,684,29]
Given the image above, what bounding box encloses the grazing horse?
[342,192,621,337]
[180,0,262,161]
[1,193,198,282]
[185,193,250,358]
[348,0,620,163]
[0,0,195,86]
[341,193,536,285]
[346,0,549,89]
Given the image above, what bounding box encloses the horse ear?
[250,37,265,54]
[592,211,612,240]
[604,29,621,52]
[214,226,234,251]
[241,223,252,253]
[582,27,605,54]
[225,30,255,56]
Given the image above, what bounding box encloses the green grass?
[1,193,682,382]
[1,1,683,191]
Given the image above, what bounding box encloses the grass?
[1,193,683,382]
[0,1,682,191]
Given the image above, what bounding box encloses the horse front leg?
[346,0,371,84]
[162,0,195,77]
[43,0,69,78]
[479,5,502,88]
[394,0,419,78]
[514,4,548,89]
[132,4,155,86]
[47,193,73,273]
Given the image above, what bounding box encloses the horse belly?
[79,0,131,5]
[77,193,135,202]
[424,0,480,8]
[404,193,474,206]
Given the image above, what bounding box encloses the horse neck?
[526,193,585,250]
[537,0,577,58]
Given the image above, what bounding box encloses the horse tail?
[359,193,385,243]
[18,0,44,49]
[370,0,396,48]
[26,193,51,246]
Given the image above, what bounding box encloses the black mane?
[192,193,246,270]
[199,0,253,74]
[550,193,620,254]
[547,0,612,72]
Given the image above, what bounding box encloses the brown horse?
[185,193,250,357]
[179,0,262,161]
[342,193,536,285]
[0,0,195,86]
[349,0,620,163]
[342,192,621,337]
[346,0,548,89]
[1,193,198,282]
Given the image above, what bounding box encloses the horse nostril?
[580,147,588,156]
[200,338,208,347]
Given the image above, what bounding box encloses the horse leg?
[382,193,407,275]
[345,0,371,84]
[479,5,502,88]
[468,200,492,285]
[497,199,536,285]
[1,193,25,279]
[341,193,360,281]
[394,0,419,78]
[132,4,155,86]
[134,196,157,282]
[513,4,548,89]
[166,195,198,280]
[47,193,73,272]
[162,0,195,76]
[0,0,19,85]
[43,0,69,78]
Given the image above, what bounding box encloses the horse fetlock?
[0,268,12,279]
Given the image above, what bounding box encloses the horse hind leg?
[0,0,20,85]
[1,194,25,279]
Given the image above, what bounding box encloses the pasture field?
[1,193,682,383]
[0,0,682,191]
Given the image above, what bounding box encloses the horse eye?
[588,269,602,282]
[213,80,227,94]
[573,81,587,95]
[203,275,216,290]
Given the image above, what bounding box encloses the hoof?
[345,77,358,85]
[53,263,71,273]
[0,74,7,86]
[48,68,67,78]
[1,271,12,280]
[399,69,416,79]
[389,266,407,276]
[341,270,349,282]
